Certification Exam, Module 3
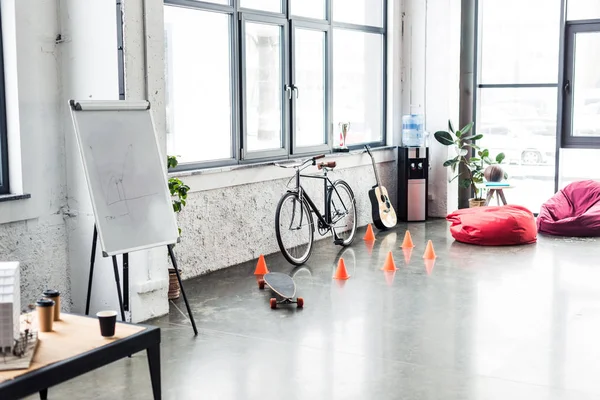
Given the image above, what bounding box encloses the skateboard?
[258,272,304,309]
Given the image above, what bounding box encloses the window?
[475,0,560,212]
[333,29,383,146]
[163,0,386,169]
[0,13,8,194]
[164,6,234,165]
[561,22,600,147]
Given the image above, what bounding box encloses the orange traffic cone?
[381,251,398,271]
[254,254,269,275]
[401,230,414,248]
[363,224,376,241]
[333,258,350,280]
[423,240,437,259]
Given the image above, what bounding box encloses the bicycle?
[275,155,357,265]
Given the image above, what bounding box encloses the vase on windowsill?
[334,122,350,152]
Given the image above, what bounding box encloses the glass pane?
[332,0,383,27]
[571,32,600,137]
[193,0,229,4]
[333,29,383,145]
[559,148,600,186]
[568,0,600,20]
[290,0,325,20]
[240,0,281,13]
[479,0,560,84]
[477,87,557,213]
[294,28,325,148]
[164,6,232,163]
[245,22,283,152]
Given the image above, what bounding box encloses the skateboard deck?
[258,272,304,309]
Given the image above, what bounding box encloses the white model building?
[0,262,20,352]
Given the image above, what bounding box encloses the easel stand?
[84,224,198,336]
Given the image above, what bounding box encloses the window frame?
[161,0,387,172]
[290,20,330,155]
[0,10,9,194]
[559,19,600,149]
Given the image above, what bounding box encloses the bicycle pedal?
[333,238,344,245]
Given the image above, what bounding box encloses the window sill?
[171,145,397,193]
[0,193,31,203]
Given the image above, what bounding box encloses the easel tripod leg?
[112,255,127,322]
[85,225,98,316]
[168,245,198,336]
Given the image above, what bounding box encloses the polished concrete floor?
[27,220,600,399]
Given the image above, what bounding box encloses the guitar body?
[364,145,397,230]
[368,185,397,230]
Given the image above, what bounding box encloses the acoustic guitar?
[365,145,397,230]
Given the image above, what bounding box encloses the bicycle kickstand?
[332,230,344,246]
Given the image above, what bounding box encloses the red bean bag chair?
[447,204,537,245]
[537,180,600,236]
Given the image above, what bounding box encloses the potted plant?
[167,155,189,299]
[434,120,506,207]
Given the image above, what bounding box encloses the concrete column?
[59,0,120,317]
[60,0,169,322]
[458,0,475,208]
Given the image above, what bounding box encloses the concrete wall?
[175,158,397,279]
[0,0,70,310]
[402,0,461,215]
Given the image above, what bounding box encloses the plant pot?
[168,268,181,300]
[469,198,486,208]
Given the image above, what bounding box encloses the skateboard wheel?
[297,297,304,308]
[270,298,277,309]
[258,279,265,289]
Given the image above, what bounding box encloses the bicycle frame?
[287,163,349,231]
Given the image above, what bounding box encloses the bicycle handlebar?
[313,154,325,160]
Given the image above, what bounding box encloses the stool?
[483,184,514,206]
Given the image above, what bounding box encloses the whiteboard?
[69,100,179,256]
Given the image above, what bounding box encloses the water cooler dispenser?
[398,146,429,222]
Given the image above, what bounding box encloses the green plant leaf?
[496,152,506,163]
[459,178,472,189]
[459,122,474,136]
[443,157,459,167]
[470,157,481,162]
[434,131,454,146]
[448,120,455,133]
[504,171,509,179]
[483,156,494,165]
[460,134,483,141]
[455,146,468,156]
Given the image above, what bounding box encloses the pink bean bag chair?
[537,180,600,236]
[447,204,537,245]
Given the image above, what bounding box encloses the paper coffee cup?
[43,289,60,321]
[96,310,118,338]
[36,298,55,332]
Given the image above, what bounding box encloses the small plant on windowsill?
[167,155,189,300]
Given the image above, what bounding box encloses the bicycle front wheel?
[328,180,357,246]
[275,192,314,265]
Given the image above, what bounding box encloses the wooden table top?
[0,313,145,383]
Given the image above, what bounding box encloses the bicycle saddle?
[318,161,337,170]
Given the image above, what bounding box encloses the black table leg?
[147,344,161,400]
[39,388,48,400]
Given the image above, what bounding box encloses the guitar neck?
[368,150,382,188]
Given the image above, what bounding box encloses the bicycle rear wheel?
[275,192,314,265]
[328,180,357,246]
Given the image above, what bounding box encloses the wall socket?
[428,193,435,201]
